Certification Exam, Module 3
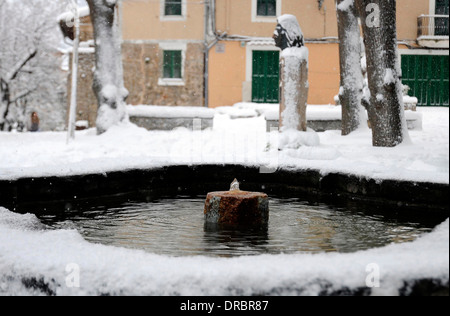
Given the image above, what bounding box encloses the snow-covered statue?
[275,15,318,149]
[273,15,305,50]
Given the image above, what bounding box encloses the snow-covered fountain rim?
[0,205,448,296]
[0,165,448,296]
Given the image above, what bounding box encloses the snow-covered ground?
[0,105,448,296]
[0,106,448,184]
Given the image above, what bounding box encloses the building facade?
[62,0,449,127]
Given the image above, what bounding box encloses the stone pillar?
[279,51,309,132]
[273,14,309,132]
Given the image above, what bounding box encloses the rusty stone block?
[204,182,269,227]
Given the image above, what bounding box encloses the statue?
[273,14,304,50]
[274,15,310,135]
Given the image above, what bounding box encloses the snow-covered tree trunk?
[356,0,408,147]
[336,0,364,135]
[87,0,128,135]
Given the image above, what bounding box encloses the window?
[163,50,182,79]
[252,0,280,23]
[164,0,182,16]
[257,0,277,17]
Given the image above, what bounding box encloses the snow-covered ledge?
[127,105,215,131]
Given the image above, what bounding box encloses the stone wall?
[67,51,97,128]
[66,41,206,128]
[122,42,205,107]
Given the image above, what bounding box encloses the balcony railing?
[418,14,449,38]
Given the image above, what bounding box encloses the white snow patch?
[127,105,215,119]
[337,0,355,11]
[0,107,447,184]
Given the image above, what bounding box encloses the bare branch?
[6,49,38,82]
[10,87,38,104]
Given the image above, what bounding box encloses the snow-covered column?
[279,47,309,132]
[274,15,309,132]
[274,15,319,148]
[336,0,365,135]
[87,0,128,135]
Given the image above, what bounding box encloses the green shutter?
[252,51,280,104]
[401,54,449,107]
[435,0,449,35]
[165,0,182,16]
[163,51,182,79]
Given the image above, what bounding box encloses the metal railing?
[418,15,449,37]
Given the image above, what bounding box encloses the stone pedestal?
[204,190,269,227]
[279,51,309,132]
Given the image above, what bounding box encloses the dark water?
[39,198,433,257]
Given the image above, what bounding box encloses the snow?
[127,105,215,119]
[0,207,447,296]
[337,0,355,12]
[0,106,448,184]
[57,6,90,23]
[266,105,344,121]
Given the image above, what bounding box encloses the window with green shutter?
[435,0,449,36]
[165,0,182,16]
[257,0,277,17]
[163,50,182,79]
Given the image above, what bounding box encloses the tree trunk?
[336,0,364,135]
[0,78,10,131]
[356,0,407,147]
[87,0,128,135]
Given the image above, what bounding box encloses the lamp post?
[67,0,80,144]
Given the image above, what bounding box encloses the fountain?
[204,179,269,227]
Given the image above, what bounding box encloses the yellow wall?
[215,0,338,39]
[208,41,340,107]
[214,0,429,40]
[122,0,205,41]
[307,43,340,105]
[397,0,430,40]
[208,41,246,107]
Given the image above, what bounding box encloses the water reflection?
[38,197,434,257]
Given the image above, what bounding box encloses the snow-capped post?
[87,0,128,135]
[336,0,365,135]
[274,15,320,149]
[275,15,308,132]
[67,0,80,143]
[356,0,409,147]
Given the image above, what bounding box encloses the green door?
[252,51,280,103]
[401,54,449,107]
